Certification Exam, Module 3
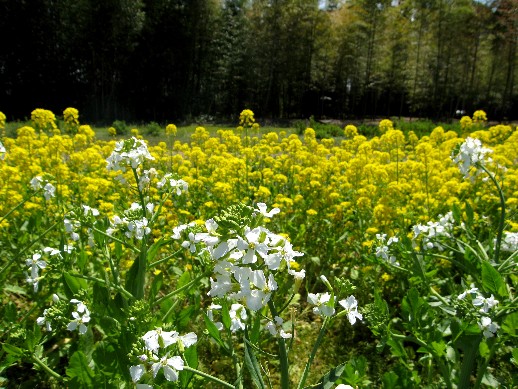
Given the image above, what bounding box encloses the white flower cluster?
[265,316,292,339]
[458,286,499,338]
[30,176,56,200]
[67,299,91,335]
[157,173,189,196]
[412,211,455,250]
[451,137,493,178]
[106,137,154,172]
[130,328,197,384]
[107,202,153,240]
[500,231,518,252]
[173,204,304,314]
[374,233,399,265]
[36,294,60,331]
[307,292,362,325]
[0,140,5,160]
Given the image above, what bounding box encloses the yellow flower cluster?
[378,119,393,134]
[63,107,80,132]
[239,109,255,127]
[473,109,487,123]
[344,124,358,139]
[165,124,177,136]
[0,111,6,129]
[31,108,58,133]
[1,108,517,265]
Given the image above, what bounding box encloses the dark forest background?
[0,0,517,123]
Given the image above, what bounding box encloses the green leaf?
[63,272,87,296]
[221,301,231,331]
[479,340,490,359]
[181,345,197,387]
[511,348,518,366]
[501,312,518,337]
[382,371,399,389]
[150,272,163,300]
[308,362,346,389]
[146,237,165,263]
[2,343,24,358]
[244,329,266,389]
[66,351,94,386]
[481,261,506,298]
[203,313,229,354]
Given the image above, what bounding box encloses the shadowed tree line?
[0,0,516,123]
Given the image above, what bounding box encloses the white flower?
[43,183,56,200]
[500,231,518,252]
[457,285,479,300]
[336,385,354,389]
[82,205,100,217]
[26,253,46,277]
[265,316,292,339]
[308,292,335,317]
[130,364,146,383]
[70,299,88,314]
[142,328,179,353]
[30,176,43,190]
[207,304,224,331]
[472,294,499,313]
[234,227,270,264]
[36,309,52,331]
[338,295,363,325]
[106,137,155,172]
[229,303,247,332]
[67,310,91,335]
[451,137,493,178]
[0,140,5,160]
[255,203,280,218]
[478,316,499,338]
[178,332,197,348]
[151,355,184,382]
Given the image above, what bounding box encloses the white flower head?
[338,295,363,325]
[308,292,335,317]
[130,364,146,383]
[265,316,292,339]
[142,328,179,353]
[151,355,184,382]
[478,316,499,338]
[451,137,493,178]
[255,203,280,218]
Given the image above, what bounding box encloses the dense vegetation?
[0,108,517,387]
[1,0,517,123]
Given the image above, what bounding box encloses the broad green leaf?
[150,272,163,300]
[479,340,490,359]
[244,329,265,389]
[481,261,506,297]
[66,351,94,386]
[501,312,518,337]
[308,362,346,389]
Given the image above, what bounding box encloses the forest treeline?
[0,0,516,123]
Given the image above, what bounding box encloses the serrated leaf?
[481,261,506,298]
[244,329,266,389]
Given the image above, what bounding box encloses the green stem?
[32,355,63,382]
[269,300,290,389]
[154,272,208,305]
[296,317,329,389]
[149,248,182,268]
[182,366,234,389]
[480,165,505,263]
[70,272,133,299]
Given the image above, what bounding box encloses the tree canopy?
[0,0,516,122]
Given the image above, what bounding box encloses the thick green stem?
[32,355,63,382]
[182,366,234,388]
[296,317,330,389]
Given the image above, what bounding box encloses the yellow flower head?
[460,116,473,130]
[31,108,57,133]
[472,110,487,123]
[166,124,177,136]
[344,124,358,138]
[379,119,394,134]
[239,109,255,127]
[108,127,117,136]
[0,111,6,129]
